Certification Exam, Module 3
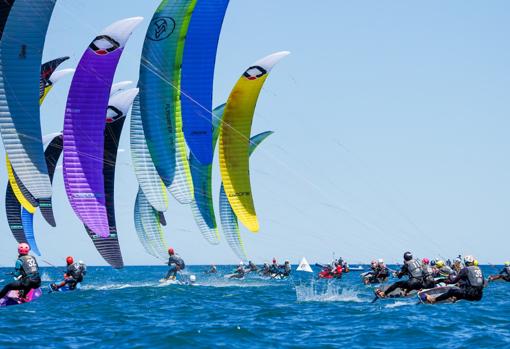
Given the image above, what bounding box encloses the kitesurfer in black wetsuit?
[426,255,484,303]
[206,265,217,274]
[0,243,41,300]
[280,261,292,277]
[489,262,510,282]
[165,248,185,280]
[376,252,424,297]
[260,263,271,276]
[269,258,279,275]
[421,258,436,289]
[247,261,258,272]
[51,257,86,291]
[231,262,246,278]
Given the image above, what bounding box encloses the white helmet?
[464,255,475,265]
[239,261,244,266]
[378,259,384,264]
[189,275,196,282]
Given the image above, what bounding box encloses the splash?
[295,280,364,302]
[41,272,52,282]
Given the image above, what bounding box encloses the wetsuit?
[434,266,484,302]
[65,263,85,289]
[383,259,423,296]
[281,264,292,277]
[369,266,389,283]
[260,266,271,276]
[0,255,41,299]
[233,266,245,278]
[248,262,258,272]
[422,264,436,289]
[166,254,185,279]
[499,266,510,281]
[269,263,279,275]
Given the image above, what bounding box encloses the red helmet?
[66,256,74,265]
[422,258,430,265]
[272,258,277,264]
[18,243,30,255]
[168,248,174,255]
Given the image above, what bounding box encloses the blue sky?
[1,0,509,266]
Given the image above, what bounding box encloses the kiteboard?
[374,285,418,299]
[417,285,458,304]
[350,266,364,271]
[48,283,81,293]
[224,273,244,280]
[488,276,510,283]
[159,278,184,286]
[0,288,42,307]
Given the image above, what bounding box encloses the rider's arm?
[13,259,22,277]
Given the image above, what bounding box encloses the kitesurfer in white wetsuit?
[165,248,185,280]
[376,252,424,298]
[0,243,41,300]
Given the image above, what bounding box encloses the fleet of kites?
[0,0,289,268]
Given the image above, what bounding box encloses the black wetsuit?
[64,263,85,290]
[422,264,436,289]
[498,266,510,281]
[0,255,41,299]
[166,255,185,279]
[384,259,423,295]
[435,266,484,302]
[280,264,291,277]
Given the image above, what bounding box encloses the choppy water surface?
[1,265,509,348]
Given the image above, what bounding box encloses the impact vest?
[67,263,83,280]
[466,266,484,287]
[422,265,434,281]
[19,255,39,278]
[406,259,423,279]
[439,266,454,277]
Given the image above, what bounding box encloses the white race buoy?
[296,257,313,273]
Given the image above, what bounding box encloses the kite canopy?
[0,0,56,201]
[189,103,225,245]
[134,188,168,260]
[218,51,289,232]
[220,131,273,261]
[181,0,229,165]
[130,95,168,213]
[139,0,196,203]
[63,17,142,238]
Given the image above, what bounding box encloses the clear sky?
[1,0,509,266]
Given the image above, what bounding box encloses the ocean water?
[0,265,509,348]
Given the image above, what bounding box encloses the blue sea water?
[0,265,509,348]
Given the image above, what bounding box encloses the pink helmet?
[18,243,30,255]
[422,258,430,265]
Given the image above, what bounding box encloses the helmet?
[422,258,430,265]
[168,248,174,255]
[430,259,436,266]
[17,243,30,255]
[504,261,510,266]
[66,256,74,265]
[474,260,479,266]
[370,260,377,266]
[189,275,196,282]
[464,255,475,265]
[436,260,445,268]
[285,260,290,264]
[378,259,384,264]
[272,258,276,264]
[403,252,413,261]
[239,261,244,266]
[454,258,461,263]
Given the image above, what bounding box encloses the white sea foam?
[295,281,364,302]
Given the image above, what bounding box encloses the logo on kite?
[243,66,267,81]
[89,35,121,55]
[106,106,124,123]
[147,17,175,41]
